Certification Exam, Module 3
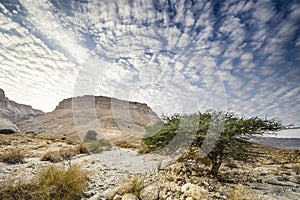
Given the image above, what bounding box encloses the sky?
[0,0,299,137]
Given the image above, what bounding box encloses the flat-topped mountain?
[17,95,161,145]
[0,89,44,132]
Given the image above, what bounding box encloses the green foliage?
[87,139,112,153]
[83,130,98,143]
[143,110,285,175]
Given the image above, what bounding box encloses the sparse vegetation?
[0,164,90,200]
[124,175,145,197]
[143,110,285,175]
[41,145,89,163]
[87,139,112,153]
[115,141,137,149]
[0,148,25,164]
[84,130,98,143]
[76,143,90,154]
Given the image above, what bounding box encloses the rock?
[84,190,97,197]
[113,194,123,200]
[140,184,160,200]
[181,182,192,193]
[0,88,43,132]
[159,187,168,199]
[88,193,102,200]
[105,188,118,200]
[263,177,285,186]
[122,193,138,200]
[117,183,132,195]
[202,180,210,187]
[169,182,179,192]
[187,184,209,200]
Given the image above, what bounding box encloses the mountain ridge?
[250,136,300,150]
[0,88,44,132]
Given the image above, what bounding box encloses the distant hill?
[17,95,161,145]
[0,88,44,132]
[250,136,300,150]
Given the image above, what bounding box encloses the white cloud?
[0,0,299,130]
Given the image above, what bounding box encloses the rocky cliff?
[18,95,161,144]
[0,89,44,132]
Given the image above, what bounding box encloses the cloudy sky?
[0,0,299,137]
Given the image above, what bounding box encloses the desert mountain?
[0,88,44,132]
[250,136,300,150]
[17,95,161,144]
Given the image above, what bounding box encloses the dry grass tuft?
[41,146,87,163]
[126,175,145,197]
[0,148,25,164]
[76,143,90,154]
[0,164,90,200]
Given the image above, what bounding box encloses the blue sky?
[0,0,299,137]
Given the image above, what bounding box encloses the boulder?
[187,184,208,200]
[140,184,160,200]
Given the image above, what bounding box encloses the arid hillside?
[17,95,161,145]
[0,88,44,132]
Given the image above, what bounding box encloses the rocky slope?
[18,95,161,145]
[0,134,299,200]
[0,88,44,132]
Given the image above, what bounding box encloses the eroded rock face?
[18,95,161,144]
[0,88,44,132]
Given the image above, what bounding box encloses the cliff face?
[0,89,44,132]
[18,95,161,144]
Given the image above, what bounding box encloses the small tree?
[143,110,285,176]
[84,130,98,143]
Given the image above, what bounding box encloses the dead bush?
[76,143,90,154]
[41,146,79,163]
[0,148,25,164]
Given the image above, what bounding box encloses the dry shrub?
[41,146,79,163]
[35,164,90,199]
[41,150,62,163]
[124,175,145,197]
[76,143,90,154]
[0,176,38,200]
[0,148,25,164]
[117,141,137,149]
[0,164,90,200]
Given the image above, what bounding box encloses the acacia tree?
[143,110,285,176]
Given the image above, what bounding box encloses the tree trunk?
[210,159,222,176]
